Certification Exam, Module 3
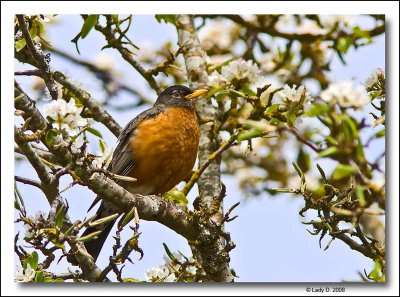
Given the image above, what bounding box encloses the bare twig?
[15,176,41,189]
[16,15,58,100]
[182,132,238,196]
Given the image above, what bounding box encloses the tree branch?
[176,14,234,282]
[16,15,59,100]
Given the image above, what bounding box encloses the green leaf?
[15,38,27,52]
[243,85,257,96]
[90,213,119,228]
[163,242,176,260]
[316,163,327,183]
[264,104,280,115]
[368,260,385,282]
[49,239,65,249]
[317,146,339,158]
[81,15,99,39]
[25,251,39,271]
[369,90,383,100]
[118,207,136,229]
[237,129,263,141]
[29,25,38,40]
[45,129,58,146]
[375,129,385,138]
[211,57,237,73]
[36,20,44,35]
[207,84,227,99]
[228,89,245,98]
[86,127,103,138]
[337,36,353,54]
[341,115,358,142]
[296,148,311,173]
[215,92,226,102]
[305,103,330,117]
[122,278,146,282]
[155,15,177,26]
[352,26,372,42]
[34,270,44,282]
[355,186,367,207]
[77,230,102,242]
[325,136,338,146]
[285,109,297,127]
[98,139,107,154]
[164,188,188,204]
[55,204,66,229]
[45,276,64,282]
[332,164,358,180]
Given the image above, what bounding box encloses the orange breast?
[128,107,200,195]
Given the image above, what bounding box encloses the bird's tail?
[70,199,120,263]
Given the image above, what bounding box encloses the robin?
[78,85,207,263]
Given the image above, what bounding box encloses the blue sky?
[3,2,399,295]
[12,14,385,283]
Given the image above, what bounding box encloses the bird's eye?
[172,90,181,98]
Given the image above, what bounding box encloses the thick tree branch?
[176,14,234,283]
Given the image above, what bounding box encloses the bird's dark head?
[155,85,208,109]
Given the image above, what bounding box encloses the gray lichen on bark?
[176,14,234,282]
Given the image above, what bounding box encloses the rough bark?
[176,14,234,282]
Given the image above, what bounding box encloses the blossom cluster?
[92,146,114,169]
[199,19,240,52]
[15,264,35,282]
[144,253,197,282]
[144,265,176,282]
[43,98,89,137]
[23,211,48,239]
[278,84,313,110]
[320,80,370,109]
[208,58,261,88]
[364,68,385,99]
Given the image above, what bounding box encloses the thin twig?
[182,132,238,196]
[16,15,58,100]
[15,176,42,189]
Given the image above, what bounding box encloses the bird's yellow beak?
[185,89,208,99]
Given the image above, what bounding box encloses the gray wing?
[108,105,164,176]
[87,105,164,211]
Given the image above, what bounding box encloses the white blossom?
[320,81,370,109]
[164,273,177,282]
[15,264,35,282]
[298,19,328,35]
[199,20,239,51]
[162,252,183,264]
[220,59,260,85]
[23,223,35,239]
[93,147,114,169]
[93,52,116,71]
[207,70,224,87]
[364,68,385,89]
[186,266,197,275]
[133,41,156,63]
[40,14,56,24]
[206,54,234,68]
[259,52,277,72]
[320,15,355,29]
[278,84,313,107]
[312,41,331,65]
[35,211,48,221]
[43,98,88,137]
[276,69,291,81]
[144,265,169,281]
